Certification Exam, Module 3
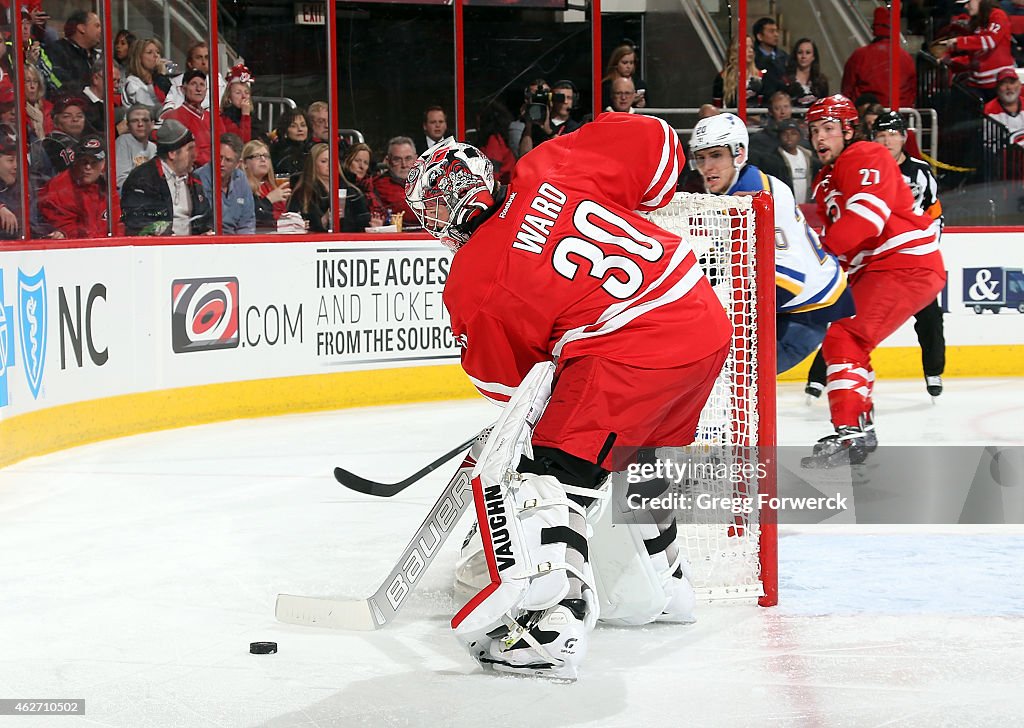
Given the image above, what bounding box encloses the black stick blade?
[333,467,409,497]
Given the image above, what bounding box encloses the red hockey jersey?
[947,8,1016,89]
[444,112,732,404]
[812,141,942,277]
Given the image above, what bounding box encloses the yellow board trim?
[3,346,1022,468]
[778,344,1024,380]
[0,365,478,468]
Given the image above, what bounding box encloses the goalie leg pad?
[590,465,696,626]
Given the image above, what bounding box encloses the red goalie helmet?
[806,94,859,130]
[405,138,496,252]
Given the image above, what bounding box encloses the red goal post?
[647,191,778,607]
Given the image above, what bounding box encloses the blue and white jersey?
[729,164,849,315]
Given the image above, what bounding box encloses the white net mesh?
[648,193,767,602]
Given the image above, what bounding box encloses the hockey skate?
[480,597,592,681]
[859,408,878,453]
[925,375,943,399]
[657,561,697,624]
[801,426,869,469]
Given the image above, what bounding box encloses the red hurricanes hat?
[998,68,1020,83]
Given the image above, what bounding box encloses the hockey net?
[647,192,777,606]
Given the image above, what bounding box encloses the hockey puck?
[249,641,277,655]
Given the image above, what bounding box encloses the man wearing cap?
[196,133,256,235]
[29,95,89,190]
[161,70,212,167]
[769,118,820,203]
[121,118,212,236]
[984,67,1024,142]
[841,7,917,108]
[38,134,121,239]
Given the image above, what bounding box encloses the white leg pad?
[590,480,695,626]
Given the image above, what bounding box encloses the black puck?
[250,641,278,654]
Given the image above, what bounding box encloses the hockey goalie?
[404,112,731,680]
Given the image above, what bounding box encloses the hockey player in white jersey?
[689,112,855,373]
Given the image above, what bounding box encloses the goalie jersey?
[444,112,732,404]
[728,164,849,315]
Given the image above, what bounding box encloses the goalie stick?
[276,451,476,630]
[333,432,482,497]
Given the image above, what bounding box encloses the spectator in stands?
[342,142,385,223]
[520,80,582,154]
[857,102,887,141]
[82,60,115,133]
[163,41,226,112]
[287,142,333,233]
[112,29,136,97]
[219,64,264,143]
[161,70,212,167]
[113,30,135,73]
[45,10,102,97]
[115,103,156,191]
[508,78,547,155]
[307,101,330,143]
[39,134,119,239]
[122,38,172,108]
[606,77,638,113]
[24,64,52,140]
[416,106,448,155]
[270,107,313,178]
[0,137,20,239]
[771,118,820,203]
[938,0,1015,101]
[985,67,1024,140]
[121,118,212,236]
[196,133,256,235]
[242,138,291,232]
[476,101,517,185]
[753,17,789,97]
[369,136,418,224]
[713,35,764,108]
[782,38,829,107]
[338,144,385,233]
[31,95,89,188]
[601,44,648,110]
[842,7,917,108]
[0,90,13,130]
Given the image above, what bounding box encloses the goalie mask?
[405,138,496,252]
[689,112,749,169]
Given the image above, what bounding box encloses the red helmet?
[806,94,859,129]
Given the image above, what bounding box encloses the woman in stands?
[122,37,172,108]
[335,143,385,233]
[782,38,829,107]
[339,143,385,233]
[112,30,135,96]
[713,36,764,108]
[601,44,648,110]
[939,0,1015,101]
[219,63,266,143]
[287,142,332,233]
[242,138,291,232]
[270,107,313,178]
[23,64,51,140]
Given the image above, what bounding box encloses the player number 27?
[859,168,880,185]
[552,201,664,299]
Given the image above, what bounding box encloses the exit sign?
[295,2,325,25]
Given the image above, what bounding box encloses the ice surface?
[1,379,1022,727]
